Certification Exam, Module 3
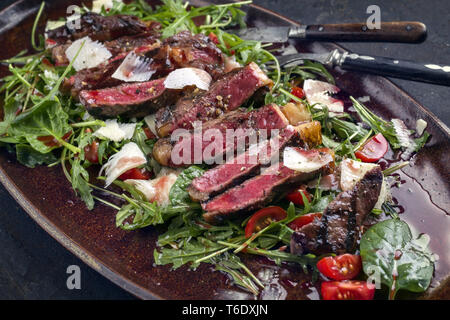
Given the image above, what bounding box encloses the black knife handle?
[303,22,427,43]
[337,52,450,86]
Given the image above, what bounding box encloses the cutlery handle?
[300,22,427,43]
[336,52,450,86]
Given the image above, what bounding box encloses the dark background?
[0,0,448,299]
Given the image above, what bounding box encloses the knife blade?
[231,22,427,43]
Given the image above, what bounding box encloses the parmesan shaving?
[93,119,136,142]
[111,52,155,82]
[283,147,333,173]
[303,79,344,113]
[65,36,112,71]
[164,68,212,91]
[99,142,147,187]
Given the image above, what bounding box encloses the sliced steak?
[290,166,383,255]
[152,104,289,167]
[46,13,157,45]
[63,30,224,98]
[202,148,335,224]
[62,43,160,97]
[79,78,184,118]
[155,62,272,137]
[147,30,225,80]
[188,125,302,202]
[52,33,160,66]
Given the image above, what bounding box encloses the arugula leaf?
[9,100,76,154]
[70,158,94,210]
[15,144,57,168]
[169,165,205,206]
[360,218,435,299]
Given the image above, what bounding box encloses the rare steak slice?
[290,166,383,255]
[202,148,335,224]
[51,33,160,66]
[79,78,183,118]
[152,104,289,167]
[155,62,272,137]
[188,125,302,202]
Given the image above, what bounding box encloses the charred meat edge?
[290,166,383,255]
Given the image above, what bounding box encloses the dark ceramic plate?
[0,0,449,300]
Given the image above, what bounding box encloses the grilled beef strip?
[188,120,323,202]
[78,77,185,118]
[152,104,289,167]
[155,62,272,137]
[62,43,160,98]
[202,148,335,224]
[52,33,161,66]
[290,166,383,256]
[64,30,225,98]
[146,30,225,80]
[46,12,157,46]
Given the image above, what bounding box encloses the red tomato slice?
[119,168,152,181]
[321,281,375,300]
[317,254,362,280]
[285,185,312,206]
[291,86,305,100]
[245,206,287,238]
[355,133,388,163]
[84,140,99,163]
[288,212,322,231]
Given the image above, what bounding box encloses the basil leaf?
[169,165,205,206]
[360,219,435,299]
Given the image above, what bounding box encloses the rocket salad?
[0,0,436,299]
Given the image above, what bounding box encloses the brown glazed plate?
[0,0,449,300]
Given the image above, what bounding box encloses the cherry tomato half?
[245,206,287,238]
[288,212,322,231]
[321,281,375,300]
[285,185,312,206]
[84,140,99,163]
[208,32,220,44]
[119,168,152,181]
[144,127,156,140]
[355,133,388,163]
[317,254,362,280]
[291,86,305,100]
[37,131,72,147]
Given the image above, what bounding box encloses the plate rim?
[0,0,448,300]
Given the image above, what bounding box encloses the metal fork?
[266,49,450,86]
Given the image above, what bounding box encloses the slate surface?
[0,0,448,299]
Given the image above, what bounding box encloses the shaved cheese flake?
[284,147,333,173]
[65,36,112,71]
[125,172,178,206]
[416,119,428,137]
[391,118,416,160]
[93,119,136,142]
[144,114,159,138]
[111,52,155,82]
[92,0,123,13]
[100,142,146,187]
[224,55,242,73]
[164,68,212,91]
[340,158,378,191]
[374,178,391,209]
[303,79,344,113]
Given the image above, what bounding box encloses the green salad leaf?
[169,165,205,206]
[360,218,435,299]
